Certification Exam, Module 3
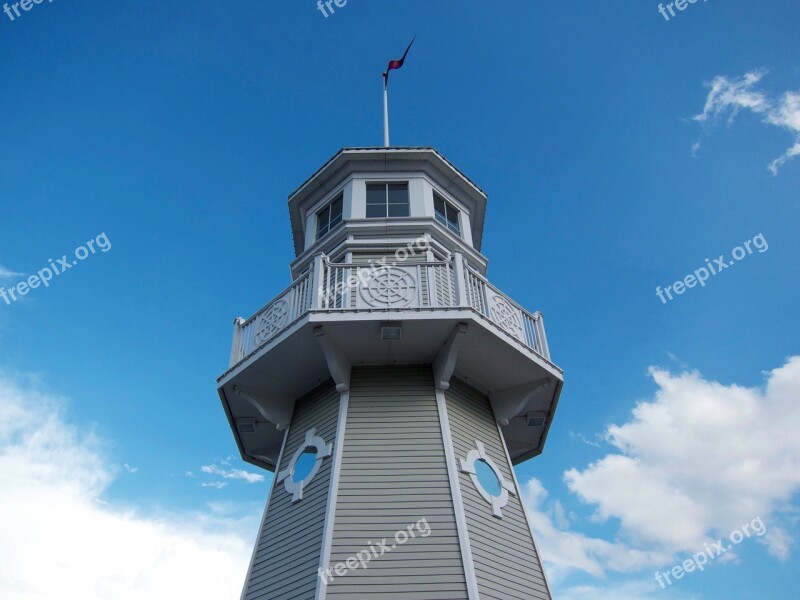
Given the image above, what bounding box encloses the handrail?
[230,253,550,367]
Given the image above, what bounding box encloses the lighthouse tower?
[218,147,563,600]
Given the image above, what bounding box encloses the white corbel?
[314,326,351,392]
[432,322,469,390]
[232,385,294,431]
[491,378,550,426]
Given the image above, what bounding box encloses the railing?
[229,271,314,366]
[229,252,550,367]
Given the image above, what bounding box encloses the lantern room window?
[434,192,461,237]
[366,183,409,218]
[316,194,343,240]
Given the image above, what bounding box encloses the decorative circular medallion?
[276,428,333,503]
[489,296,523,339]
[459,440,517,518]
[256,300,290,344]
[359,267,417,308]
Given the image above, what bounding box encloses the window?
[434,193,461,236]
[475,459,502,497]
[366,183,409,218]
[316,194,343,239]
[292,448,319,483]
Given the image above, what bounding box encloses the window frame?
[433,192,462,237]
[366,182,410,219]
[316,193,344,240]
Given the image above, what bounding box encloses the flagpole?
[382,36,414,148]
[383,73,390,147]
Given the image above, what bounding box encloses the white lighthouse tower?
[218,147,563,600]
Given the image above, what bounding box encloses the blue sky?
[1,1,799,598]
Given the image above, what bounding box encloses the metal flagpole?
[383,73,390,147]
[382,37,414,148]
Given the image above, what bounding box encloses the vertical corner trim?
[435,387,481,600]
[315,391,350,600]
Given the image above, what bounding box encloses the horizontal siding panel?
[327,366,467,599]
[333,515,458,526]
[329,582,467,593]
[326,566,465,577]
[472,549,546,583]
[328,551,465,564]
[473,564,549,597]
[327,592,468,600]
[336,507,456,517]
[248,555,320,590]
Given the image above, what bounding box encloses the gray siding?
[446,378,552,600]
[243,381,340,600]
[327,366,468,600]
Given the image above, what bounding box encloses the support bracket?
[491,378,551,426]
[433,323,469,390]
[314,326,352,392]
[232,385,294,431]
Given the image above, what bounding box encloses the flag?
[383,37,416,85]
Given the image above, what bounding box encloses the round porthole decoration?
[459,440,517,518]
[276,428,333,503]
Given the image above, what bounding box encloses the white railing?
[460,261,550,360]
[229,271,313,366]
[229,252,550,366]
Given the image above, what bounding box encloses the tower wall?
[326,366,468,599]
[239,369,554,600]
[445,379,552,600]
[222,148,562,600]
[243,381,340,600]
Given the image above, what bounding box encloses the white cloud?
[693,70,800,174]
[523,478,671,580]
[202,481,228,489]
[199,463,264,485]
[0,374,255,600]
[0,264,23,280]
[694,70,770,124]
[555,579,701,600]
[568,430,603,449]
[565,357,800,556]
[761,525,792,561]
[524,356,800,587]
[123,464,139,474]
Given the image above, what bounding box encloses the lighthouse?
[217,147,563,599]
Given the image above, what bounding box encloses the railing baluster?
[229,317,245,366]
[452,251,467,307]
[311,254,326,310]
